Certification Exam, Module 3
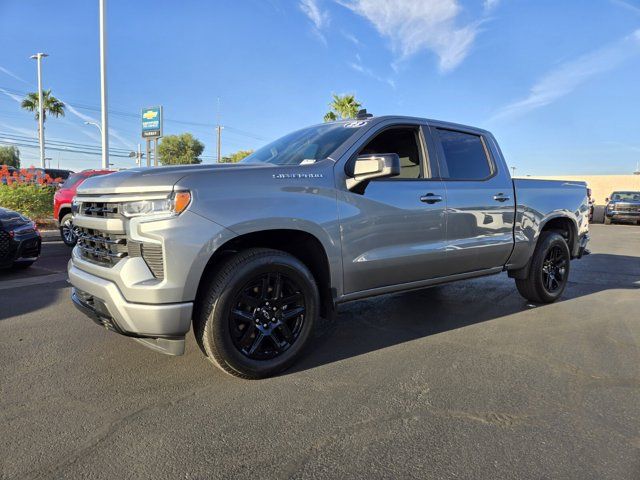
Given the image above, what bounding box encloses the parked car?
[53,169,115,246]
[45,168,74,183]
[0,207,41,269]
[68,115,590,378]
[604,191,640,224]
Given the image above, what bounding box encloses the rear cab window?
[433,128,494,181]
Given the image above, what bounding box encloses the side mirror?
[346,153,400,189]
[605,197,609,202]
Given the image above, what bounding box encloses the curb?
[40,229,60,243]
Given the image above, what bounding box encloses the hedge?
[0,184,55,222]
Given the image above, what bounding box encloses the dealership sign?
[141,106,163,138]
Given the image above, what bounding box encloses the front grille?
[615,205,640,213]
[20,238,40,258]
[0,230,12,259]
[77,227,164,279]
[80,201,120,218]
[77,227,128,266]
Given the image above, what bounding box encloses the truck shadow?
[290,253,640,375]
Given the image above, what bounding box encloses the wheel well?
[540,217,576,255]
[58,207,71,222]
[195,229,333,318]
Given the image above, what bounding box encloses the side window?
[359,127,422,179]
[435,129,492,180]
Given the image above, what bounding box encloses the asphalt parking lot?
[1,224,639,479]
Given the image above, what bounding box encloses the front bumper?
[606,210,640,220]
[0,231,41,268]
[69,262,192,355]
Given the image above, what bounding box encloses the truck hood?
[77,163,270,195]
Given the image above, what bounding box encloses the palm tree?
[323,94,362,122]
[21,90,65,122]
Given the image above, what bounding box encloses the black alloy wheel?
[195,248,319,379]
[515,231,571,304]
[541,245,568,294]
[229,272,306,360]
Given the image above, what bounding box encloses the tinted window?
[359,128,422,179]
[611,192,640,201]
[241,122,363,166]
[60,173,84,189]
[436,129,492,180]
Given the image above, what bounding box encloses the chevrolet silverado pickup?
[68,115,590,379]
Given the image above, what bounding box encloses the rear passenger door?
[428,126,515,274]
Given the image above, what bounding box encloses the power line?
[0,131,132,154]
[0,85,268,141]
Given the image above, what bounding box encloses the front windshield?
[611,192,640,201]
[241,122,365,165]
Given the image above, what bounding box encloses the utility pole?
[511,166,517,177]
[216,97,223,163]
[30,53,48,168]
[216,125,224,163]
[99,0,109,170]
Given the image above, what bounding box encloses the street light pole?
[30,53,48,168]
[99,0,109,170]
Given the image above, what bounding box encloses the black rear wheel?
[195,248,319,379]
[515,231,571,304]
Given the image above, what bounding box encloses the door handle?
[493,193,511,202]
[420,193,443,204]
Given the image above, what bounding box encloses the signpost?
[141,106,162,167]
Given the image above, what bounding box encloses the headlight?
[120,191,191,218]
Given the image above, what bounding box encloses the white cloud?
[610,0,640,15]
[342,31,362,46]
[348,54,396,88]
[336,0,479,72]
[0,66,30,85]
[484,0,500,12]
[63,102,135,150]
[299,0,330,44]
[492,29,640,121]
[0,87,24,104]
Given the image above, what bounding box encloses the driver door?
[338,124,449,295]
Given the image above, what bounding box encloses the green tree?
[157,133,204,165]
[222,149,254,163]
[21,90,65,122]
[323,94,362,122]
[0,145,20,168]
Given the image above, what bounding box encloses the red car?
[54,169,114,246]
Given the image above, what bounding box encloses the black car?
[604,191,640,225]
[0,207,41,269]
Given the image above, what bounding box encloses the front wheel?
[194,248,319,379]
[515,231,571,304]
[59,213,77,247]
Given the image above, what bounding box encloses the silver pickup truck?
[68,115,590,378]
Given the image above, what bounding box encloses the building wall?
[520,175,640,206]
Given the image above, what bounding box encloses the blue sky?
[0,0,639,174]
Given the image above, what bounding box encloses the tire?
[604,216,612,225]
[194,248,319,379]
[59,213,77,247]
[515,231,571,304]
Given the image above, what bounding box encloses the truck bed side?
[507,178,589,271]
